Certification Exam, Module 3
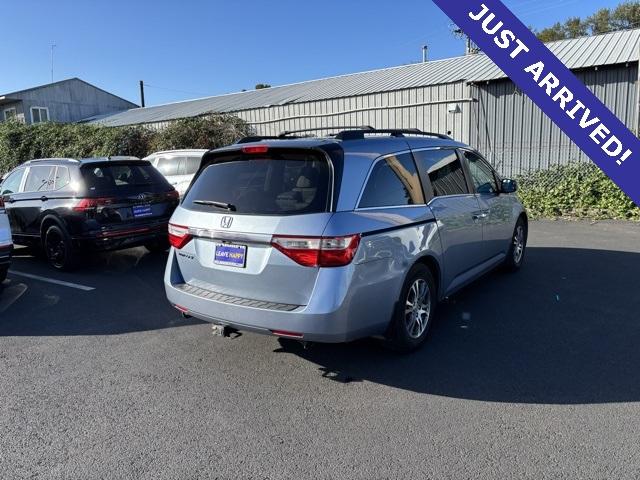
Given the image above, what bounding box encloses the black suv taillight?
[72,197,116,212]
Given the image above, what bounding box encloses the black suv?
[0,157,179,270]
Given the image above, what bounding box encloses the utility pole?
[50,44,57,83]
[139,80,145,108]
[452,27,477,55]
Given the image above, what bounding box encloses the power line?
[142,83,213,97]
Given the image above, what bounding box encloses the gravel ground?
[1,219,639,479]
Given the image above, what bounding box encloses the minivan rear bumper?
[164,249,387,343]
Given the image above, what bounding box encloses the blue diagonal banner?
[433,0,640,206]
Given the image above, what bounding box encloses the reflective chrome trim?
[426,193,479,207]
[188,228,272,245]
[355,204,427,212]
[409,146,459,153]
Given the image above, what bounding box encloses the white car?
[0,200,12,283]
[144,149,207,196]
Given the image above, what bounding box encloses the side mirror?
[501,178,518,194]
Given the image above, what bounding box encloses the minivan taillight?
[271,234,361,268]
[168,223,192,249]
[72,197,116,211]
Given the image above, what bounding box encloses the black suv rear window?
[184,150,331,215]
[81,163,168,194]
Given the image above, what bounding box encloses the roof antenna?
[50,43,57,83]
[422,45,428,63]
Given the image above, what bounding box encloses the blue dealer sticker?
[132,205,153,218]
[214,243,247,268]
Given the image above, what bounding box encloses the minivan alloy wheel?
[513,225,525,264]
[405,279,431,339]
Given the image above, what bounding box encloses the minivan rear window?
[81,162,168,194]
[184,150,331,215]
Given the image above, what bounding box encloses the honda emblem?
[220,216,233,229]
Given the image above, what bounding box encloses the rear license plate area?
[132,205,153,218]
[214,243,247,268]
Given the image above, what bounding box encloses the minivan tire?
[503,217,527,272]
[386,264,437,352]
[44,224,78,271]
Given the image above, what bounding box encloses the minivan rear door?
[173,146,335,307]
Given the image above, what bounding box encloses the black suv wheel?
[44,225,78,271]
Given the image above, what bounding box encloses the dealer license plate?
[214,243,247,268]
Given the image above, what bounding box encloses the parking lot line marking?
[8,270,96,291]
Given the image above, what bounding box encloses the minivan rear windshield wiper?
[193,200,237,211]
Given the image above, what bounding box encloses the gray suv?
[164,128,527,351]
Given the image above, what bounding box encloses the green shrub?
[0,115,252,174]
[517,162,640,220]
[149,115,251,152]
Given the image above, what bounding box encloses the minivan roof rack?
[235,136,281,144]
[277,126,374,138]
[235,126,375,144]
[235,126,451,144]
[334,128,452,141]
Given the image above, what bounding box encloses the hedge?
[516,162,640,220]
[2,119,638,220]
[0,115,252,174]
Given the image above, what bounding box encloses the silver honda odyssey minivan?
[164,128,527,351]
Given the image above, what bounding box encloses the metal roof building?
[88,29,640,176]
[2,78,137,125]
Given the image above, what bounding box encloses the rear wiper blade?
[193,200,237,211]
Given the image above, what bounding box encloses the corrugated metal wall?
[137,63,637,178]
[469,64,638,177]
[235,82,473,142]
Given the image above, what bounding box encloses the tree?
[537,22,566,42]
[585,8,613,34]
[534,1,640,41]
[611,1,640,29]
[564,17,588,38]
[255,83,271,90]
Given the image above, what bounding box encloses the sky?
[0,0,624,107]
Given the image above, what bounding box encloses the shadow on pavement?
[276,247,640,405]
[0,248,204,336]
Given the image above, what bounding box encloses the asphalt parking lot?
[1,220,639,479]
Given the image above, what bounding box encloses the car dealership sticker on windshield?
[432,0,640,206]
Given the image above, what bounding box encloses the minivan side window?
[1,168,26,195]
[413,149,469,198]
[23,165,55,192]
[464,151,498,194]
[358,153,424,208]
